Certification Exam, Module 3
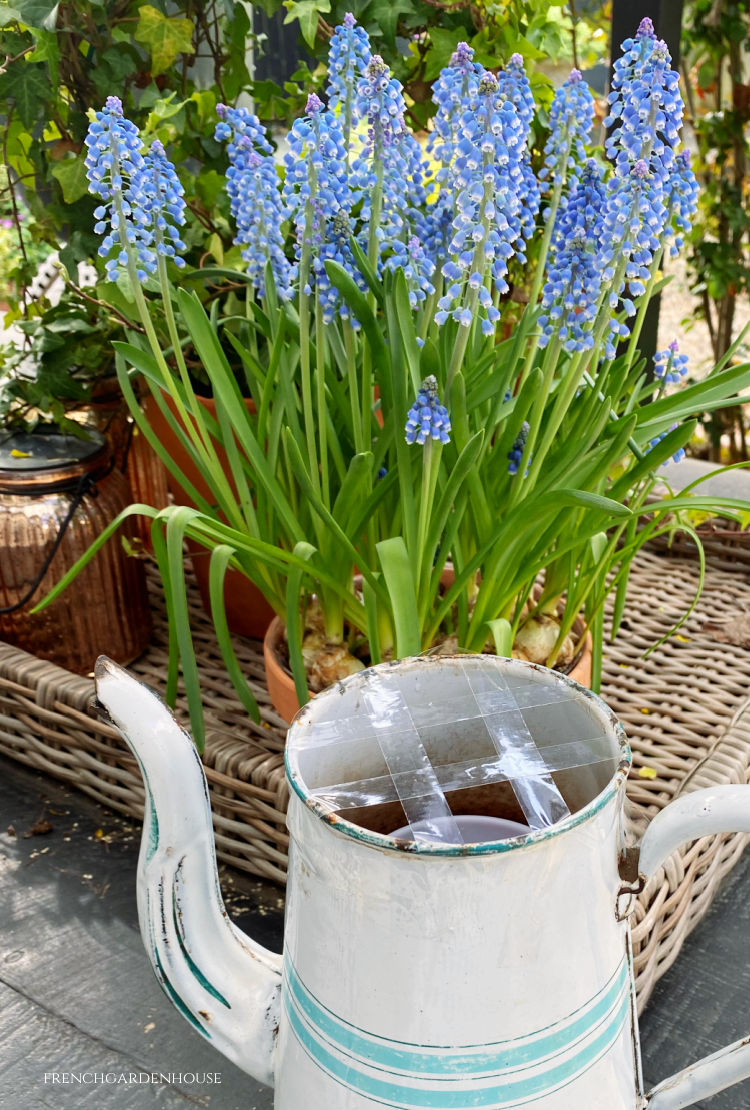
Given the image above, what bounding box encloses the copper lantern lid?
[0,428,111,493]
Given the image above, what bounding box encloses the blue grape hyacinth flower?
[215,104,295,300]
[605,19,683,180]
[326,13,372,131]
[596,158,668,356]
[139,139,187,268]
[283,92,364,320]
[508,422,530,476]
[405,376,451,445]
[352,56,425,279]
[653,340,689,385]
[86,98,186,282]
[539,159,605,353]
[496,53,535,137]
[541,71,595,191]
[664,149,699,256]
[355,53,408,152]
[435,71,527,331]
[428,41,483,174]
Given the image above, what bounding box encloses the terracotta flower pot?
[263,615,302,725]
[142,391,274,639]
[263,614,594,726]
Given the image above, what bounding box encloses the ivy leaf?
[95,281,139,320]
[135,5,195,75]
[283,0,329,49]
[51,152,89,204]
[0,62,48,127]
[195,169,225,210]
[189,88,217,125]
[367,0,413,45]
[11,0,58,29]
[144,93,187,133]
[4,118,34,180]
[424,28,462,81]
[26,26,58,83]
[91,45,137,96]
[0,7,23,27]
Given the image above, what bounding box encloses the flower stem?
[517,150,572,391]
[298,195,321,501]
[315,289,330,511]
[362,153,385,442]
[416,437,442,614]
[623,245,664,373]
[344,320,364,453]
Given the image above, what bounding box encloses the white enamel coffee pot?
[95,653,750,1109]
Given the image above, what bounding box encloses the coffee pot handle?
[635,786,750,1110]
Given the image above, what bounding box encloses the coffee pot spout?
[94,657,281,1087]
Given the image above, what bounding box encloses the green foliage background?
[0,0,254,290]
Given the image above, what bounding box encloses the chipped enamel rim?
[284,655,631,857]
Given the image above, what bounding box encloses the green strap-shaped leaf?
[609,420,696,501]
[175,288,304,543]
[487,618,512,658]
[285,542,317,709]
[636,362,750,437]
[283,430,388,605]
[115,357,216,515]
[349,236,383,301]
[150,518,180,707]
[31,504,157,614]
[376,537,421,657]
[325,260,388,367]
[392,269,423,395]
[208,546,260,722]
[165,507,205,752]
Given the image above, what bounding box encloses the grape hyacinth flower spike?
[405,376,451,445]
[140,139,187,269]
[215,103,295,300]
[326,12,372,150]
[508,422,530,476]
[541,71,595,191]
[653,340,689,385]
[435,71,527,337]
[539,160,606,353]
[605,20,683,178]
[664,149,699,256]
[428,41,483,171]
[86,97,186,282]
[496,54,535,137]
[283,92,362,320]
[353,55,418,275]
[596,158,668,356]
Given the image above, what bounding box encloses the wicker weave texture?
[1,546,749,1008]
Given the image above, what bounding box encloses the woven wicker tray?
[1,545,749,1011]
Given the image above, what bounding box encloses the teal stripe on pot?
[284,954,628,1078]
[283,987,630,1109]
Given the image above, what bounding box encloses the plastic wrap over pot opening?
[286,656,626,846]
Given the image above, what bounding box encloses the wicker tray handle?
[640,786,750,1110]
